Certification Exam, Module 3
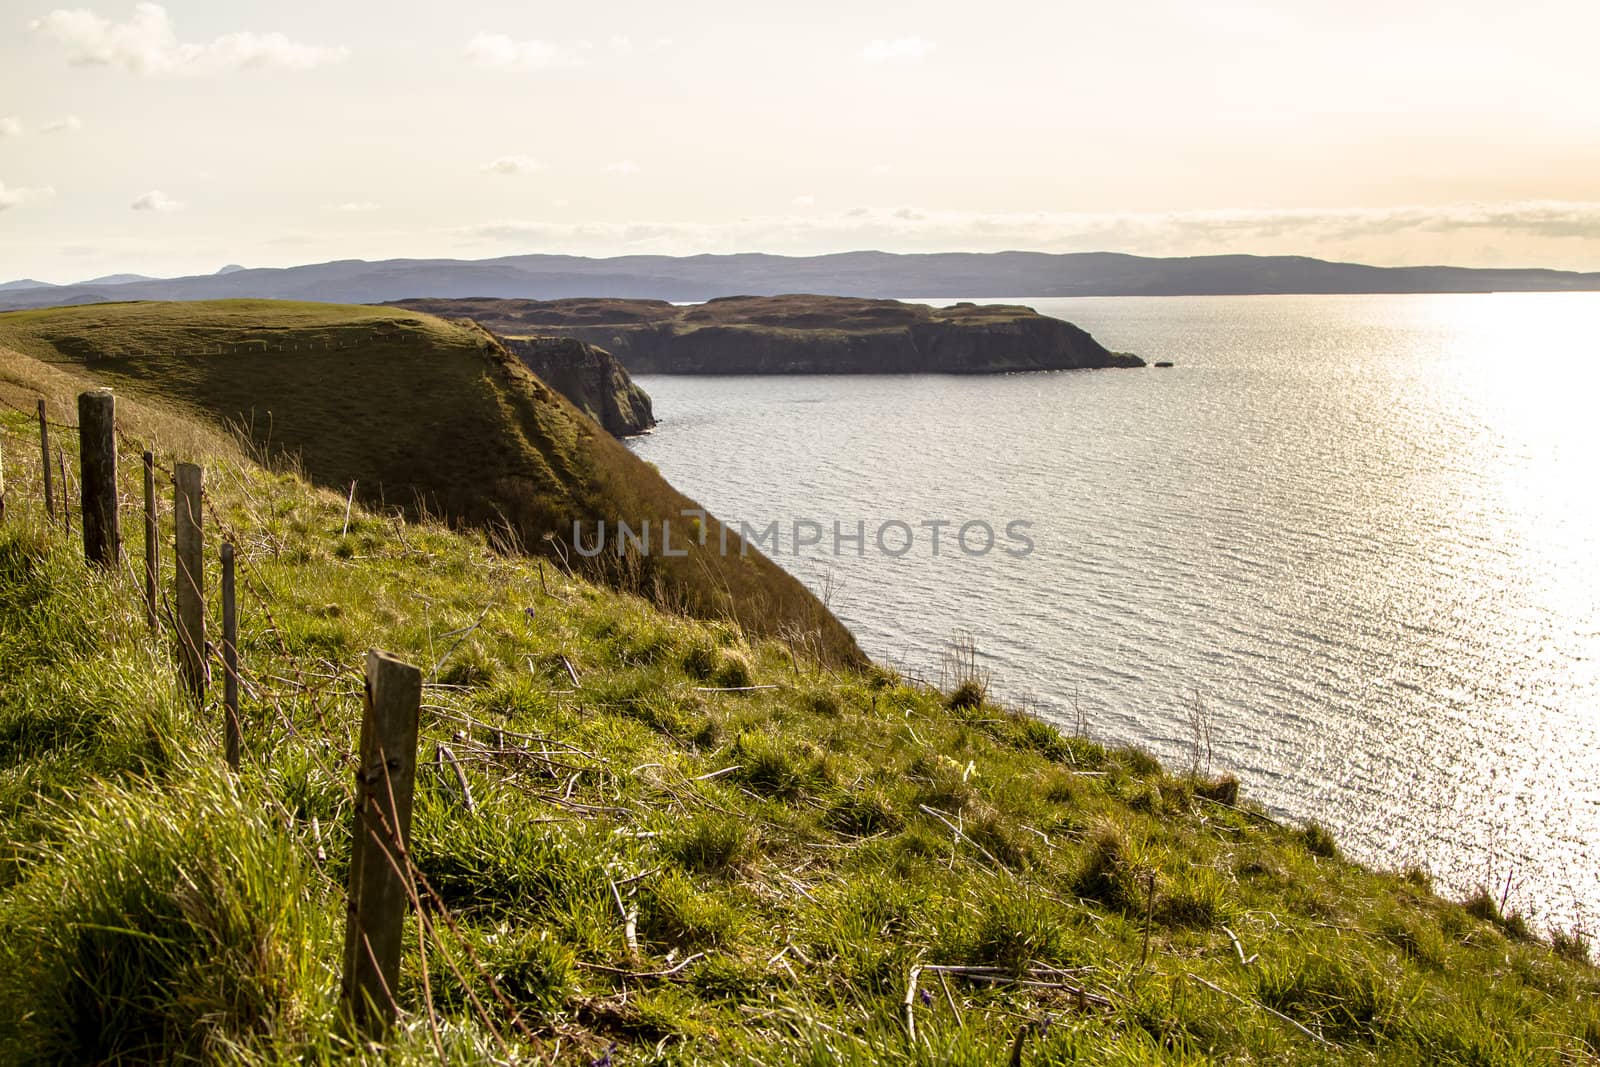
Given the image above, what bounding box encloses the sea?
[628,292,1600,928]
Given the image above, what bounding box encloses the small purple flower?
[590,1042,616,1067]
[920,988,934,1006]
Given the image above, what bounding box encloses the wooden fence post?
[143,452,158,630]
[37,399,53,522]
[221,541,241,769]
[174,463,206,701]
[340,649,423,1039]
[77,389,120,568]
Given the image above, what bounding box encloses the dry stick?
[341,479,356,537]
[1007,1020,1038,1067]
[77,389,120,568]
[143,451,158,630]
[903,963,924,1043]
[340,649,423,1040]
[221,541,241,769]
[37,399,53,522]
[436,742,476,813]
[937,970,964,1029]
[561,654,581,688]
[1185,971,1338,1050]
[577,951,707,979]
[174,463,206,703]
[609,879,642,963]
[1221,925,1258,966]
[693,684,782,693]
[918,803,1007,872]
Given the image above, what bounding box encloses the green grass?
[0,353,1598,1064]
[0,300,859,663]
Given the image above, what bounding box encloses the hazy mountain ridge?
[4,250,1599,310]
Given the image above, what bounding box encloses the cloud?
[42,115,83,133]
[131,189,182,212]
[336,201,380,212]
[604,160,640,174]
[792,194,817,207]
[868,163,892,175]
[31,3,349,75]
[482,154,543,176]
[861,36,935,62]
[0,118,22,137]
[0,180,56,210]
[463,32,583,70]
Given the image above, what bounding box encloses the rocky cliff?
[505,335,655,435]
[389,294,1146,374]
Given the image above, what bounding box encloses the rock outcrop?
[505,335,655,436]
[389,295,1146,374]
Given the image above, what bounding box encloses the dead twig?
[903,963,923,1043]
[1221,925,1258,966]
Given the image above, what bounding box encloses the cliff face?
[505,335,655,436]
[389,295,1146,374]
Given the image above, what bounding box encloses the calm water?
[629,293,1600,926]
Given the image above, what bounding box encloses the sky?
[2,0,1599,282]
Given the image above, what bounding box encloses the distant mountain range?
[3,251,1598,310]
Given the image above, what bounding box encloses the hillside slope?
[0,379,1596,1064]
[390,295,1145,374]
[0,300,855,661]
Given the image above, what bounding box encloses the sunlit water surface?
[629,293,1600,926]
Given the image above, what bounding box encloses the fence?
[0,388,556,1047]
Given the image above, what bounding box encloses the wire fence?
[0,388,636,1054]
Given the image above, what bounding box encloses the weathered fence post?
[340,649,423,1039]
[77,389,120,568]
[143,451,158,630]
[37,399,53,522]
[174,463,206,701]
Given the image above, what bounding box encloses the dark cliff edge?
[388,294,1146,374]
[502,334,656,436]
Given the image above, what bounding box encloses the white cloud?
[42,115,83,133]
[463,32,582,70]
[336,201,380,212]
[868,163,892,175]
[0,180,55,210]
[482,154,543,176]
[604,160,640,174]
[0,118,22,137]
[792,194,817,207]
[131,189,182,212]
[861,36,935,63]
[31,3,349,75]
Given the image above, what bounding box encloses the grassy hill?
[389,295,1146,374]
[0,321,1597,1063]
[0,300,857,663]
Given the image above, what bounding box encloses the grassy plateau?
[0,314,1597,1065]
